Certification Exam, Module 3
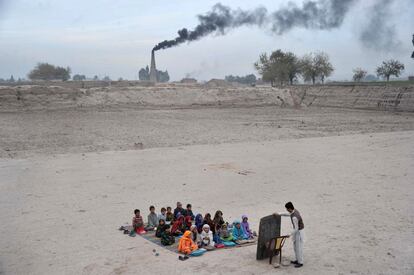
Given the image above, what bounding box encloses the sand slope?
[1,131,413,274]
[1,84,413,112]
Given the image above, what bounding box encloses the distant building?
[205,79,231,87]
[180,78,197,84]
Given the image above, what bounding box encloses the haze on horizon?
[0,0,413,81]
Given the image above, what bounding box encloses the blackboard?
[256,214,281,260]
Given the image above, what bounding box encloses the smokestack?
[149,50,157,82]
[412,34,414,59]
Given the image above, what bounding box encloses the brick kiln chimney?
[149,50,157,83]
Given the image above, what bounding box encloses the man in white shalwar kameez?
[277,201,305,268]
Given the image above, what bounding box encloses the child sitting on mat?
[166,206,174,223]
[155,219,170,238]
[213,210,225,233]
[178,231,199,255]
[186,204,195,220]
[203,213,215,233]
[170,215,186,235]
[160,227,175,246]
[200,224,215,250]
[146,205,158,231]
[241,215,255,239]
[132,209,146,235]
[232,220,248,241]
[174,202,186,220]
[184,216,192,231]
[195,214,204,233]
[218,223,233,242]
[158,207,167,223]
[190,225,202,246]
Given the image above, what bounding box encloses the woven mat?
[120,225,257,255]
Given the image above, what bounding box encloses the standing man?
[277,202,305,268]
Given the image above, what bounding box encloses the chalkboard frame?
[256,214,281,260]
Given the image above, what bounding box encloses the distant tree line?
[254,50,334,85]
[225,74,257,85]
[17,62,125,82]
[138,66,170,82]
[0,75,17,83]
[352,60,405,82]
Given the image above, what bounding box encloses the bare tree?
[376,59,405,81]
[352,68,367,82]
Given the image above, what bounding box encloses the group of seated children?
[131,202,256,255]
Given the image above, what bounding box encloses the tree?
[103,76,111,81]
[254,53,276,85]
[93,75,99,80]
[73,74,86,81]
[255,50,301,85]
[9,75,15,83]
[352,68,367,82]
[376,59,405,81]
[284,52,301,85]
[28,63,71,81]
[300,52,334,84]
[300,55,318,84]
[316,53,334,84]
[268,50,289,85]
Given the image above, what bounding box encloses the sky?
[0,0,413,81]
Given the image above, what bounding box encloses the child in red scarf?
[132,209,146,234]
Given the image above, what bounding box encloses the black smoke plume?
[271,0,355,34]
[359,0,401,52]
[153,0,356,51]
[153,4,267,51]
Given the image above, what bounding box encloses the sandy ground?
[1,128,413,274]
[1,106,414,158]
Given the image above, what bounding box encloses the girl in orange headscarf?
[178,230,198,254]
